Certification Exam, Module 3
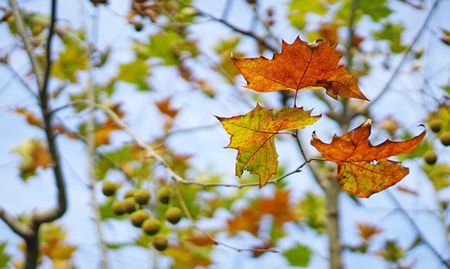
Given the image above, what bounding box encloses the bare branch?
[367,0,442,108]
[0,208,33,238]
[190,7,277,52]
[387,191,450,268]
[7,0,44,88]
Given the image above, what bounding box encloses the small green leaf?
[0,242,11,268]
[52,30,89,82]
[373,23,407,53]
[288,0,328,29]
[117,59,150,91]
[297,192,327,234]
[336,0,391,24]
[422,164,450,191]
[133,30,198,66]
[283,244,312,267]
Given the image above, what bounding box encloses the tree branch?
[191,7,277,52]
[85,37,111,269]
[31,0,67,227]
[7,0,44,88]
[0,208,33,239]
[5,1,67,268]
[387,191,450,268]
[366,0,442,108]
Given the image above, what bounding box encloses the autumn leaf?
[12,139,52,180]
[357,223,382,241]
[232,37,367,100]
[155,97,179,118]
[227,207,261,236]
[311,119,425,197]
[218,104,320,186]
[258,189,297,225]
[14,108,43,128]
[165,245,211,269]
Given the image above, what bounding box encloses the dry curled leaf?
[232,36,367,100]
[155,97,179,118]
[218,104,320,186]
[311,119,425,197]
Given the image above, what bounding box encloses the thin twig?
[0,208,33,238]
[8,0,44,88]
[221,0,234,20]
[367,0,442,108]
[85,8,110,268]
[179,159,314,189]
[191,7,277,52]
[172,179,279,253]
[0,63,38,98]
[386,190,450,268]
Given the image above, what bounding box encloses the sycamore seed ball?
[165,207,182,224]
[424,150,437,165]
[134,189,151,205]
[157,187,171,204]
[142,218,161,235]
[130,210,149,227]
[134,22,143,32]
[112,200,126,216]
[440,132,450,146]
[102,181,118,197]
[123,198,137,213]
[124,189,137,199]
[152,235,168,251]
[429,119,442,133]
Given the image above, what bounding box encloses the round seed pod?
[152,235,168,251]
[424,150,437,165]
[142,218,161,236]
[129,210,149,227]
[102,181,118,197]
[112,200,126,216]
[134,189,151,205]
[157,187,171,204]
[165,207,182,225]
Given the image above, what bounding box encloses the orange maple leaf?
[155,97,179,118]
[232,36,367,100]
[218,104,320,186]
[357,223,382,241]
[311,119,425,198]
[258,189,297,225]
[227,208,261,236]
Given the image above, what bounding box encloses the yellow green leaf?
[218,104,320,186]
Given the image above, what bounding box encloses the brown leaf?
[155,97,179,118]
[258,189,297,225]
[232,36,367,100]
[357,223,382,241]
[14,107,43,128]
[311,119,425,197]
[227,208,261,236]
[13,139,52,180]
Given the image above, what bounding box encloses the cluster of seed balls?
[424,119,450,165]
[101,182,182,251]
